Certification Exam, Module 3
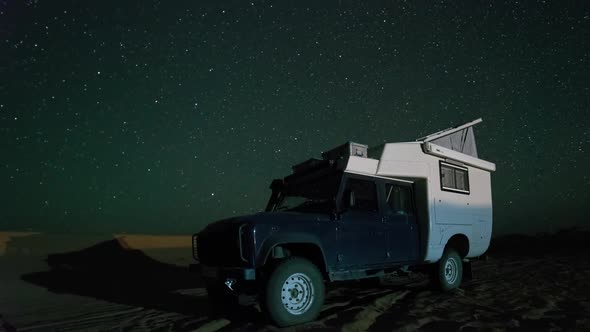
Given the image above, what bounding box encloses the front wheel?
[264,257,325,327]
[435,248,463,291]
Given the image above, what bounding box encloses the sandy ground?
[0,231,589,332]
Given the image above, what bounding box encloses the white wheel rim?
[281,272,314,315]
[444,257,459,285]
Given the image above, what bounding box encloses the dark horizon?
[2,1,589,236]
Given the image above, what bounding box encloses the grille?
[197,226,243,266]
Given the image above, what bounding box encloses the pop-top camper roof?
[416,118,481,158]
[416,118,495,172]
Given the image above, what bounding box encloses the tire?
[264,257,325,327]
[435,248,463,291]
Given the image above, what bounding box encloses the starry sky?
[1,1,589,235]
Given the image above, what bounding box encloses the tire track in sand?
[341,290,410,332]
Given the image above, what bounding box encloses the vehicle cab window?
[342,178,377,212]
[385,184,413,216]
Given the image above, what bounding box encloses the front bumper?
[190,264,256,281]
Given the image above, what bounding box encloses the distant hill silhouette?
[488,227,590,256]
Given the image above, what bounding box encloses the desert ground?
[0,230,589,332]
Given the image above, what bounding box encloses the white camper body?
[342,118,495,263]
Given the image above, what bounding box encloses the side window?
[385,184,413,215]
[440,162,470,193]
[342,178,377,211]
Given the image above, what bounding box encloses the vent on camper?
[322,142,368,161]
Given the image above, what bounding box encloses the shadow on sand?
[19,238,273,330]
[20,239,212,316]
[18,238,423,330]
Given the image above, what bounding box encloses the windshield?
[267,171,342,213]
[275,196,334,213]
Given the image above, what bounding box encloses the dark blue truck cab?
[192,157,423,326]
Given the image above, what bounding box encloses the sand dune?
[0,232,39,256]
[1,230,589,331]
[113,234,192,250]
[0,232,191,257]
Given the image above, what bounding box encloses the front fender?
[256,232,327,269]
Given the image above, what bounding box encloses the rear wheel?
[264,257,325,327]
[435,248,463,291]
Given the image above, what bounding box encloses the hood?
[243,211,331,224]
[204,211,330,230]
[202,217,243,233]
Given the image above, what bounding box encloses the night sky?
[1,1,588,235]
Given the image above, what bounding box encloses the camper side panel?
[377,142,493,262]
[432,165,493,259]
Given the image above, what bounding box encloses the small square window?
[440,162,470,194]
[455,169,468,191]
[441,165,455,188]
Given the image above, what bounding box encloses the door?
[382,183,419,262]
[336,177,387,268]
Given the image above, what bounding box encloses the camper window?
[440,162,470,194]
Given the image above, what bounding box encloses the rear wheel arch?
[445,233,470,258]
